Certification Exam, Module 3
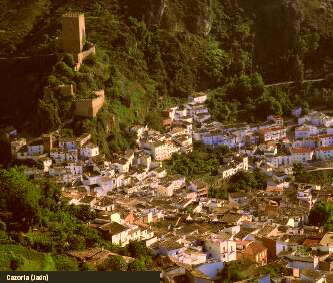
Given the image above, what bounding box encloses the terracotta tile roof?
[290,147,314,154]
[303,238,320,247]
[317,146,333,152]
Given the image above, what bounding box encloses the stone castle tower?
[62,13,86,55]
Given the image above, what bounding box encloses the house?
[242,241,267,266]
[319,232,333,253]
[220,213,250,226]
[258,127,287,142]
[290,148,314,163]
[295,125,319,140]
[59,137,77,151]
[257,237,277,261]
[256,143,278,157]
[286,255,319,277]
[276,236,300,256]
[298,111,333,127]
[112,152,134,173]
[150,141,179,161]
[268,154,293,168]
[300,269,326,283]
[201,130,225,147]
[204,233,237,262]
[257,225,279,238]
[188,92,208,105]
[173,135,193,153]
[315,146,333,160]
[188,181,208,198]
[80,143,99,158]
[234,227,258,242]
[98,222,153,247]
[66,247,135,269]
[293,138,317,149]
[297,189,313,204]
[93,197,115,211]
[267,115,284,127]
[266,180,288,195]
[189,262,225,283]
[171,248,207,266]
[27,141,44,156]
[50,148,78,163]
[136,208,164,224]
[218,156,248,179]
[153,239,185,257]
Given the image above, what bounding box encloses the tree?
[308,202,333,229]
[0,168,42,231]
[128,258,146,271]
[255,94,282,120]
[127,241,151,258]
[0,134,11,166]
[99,255,128,271]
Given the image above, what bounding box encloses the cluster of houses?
[4,11,333,280]
[5,100,333,282]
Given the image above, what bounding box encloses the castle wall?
[74,45,96,71]
[44,84,75,97]
[74,90,105,118]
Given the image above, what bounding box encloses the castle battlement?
[62,12,84,18]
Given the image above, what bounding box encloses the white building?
[27,144,44,156]
[268,155,293,168]
[65,163,83,175]
[218,157,248,179]
[295,125,319,140]
[150,141,179,161]
[50,149,78,163]
[205,233,237,262]
[259,127,287,142]
[315,146,333,160]
[59,138,77,151]
[171,249,207,266]
[80,143,99,158]
[298,111,333,127]
[188,92,208,104]
[290,148,314,163]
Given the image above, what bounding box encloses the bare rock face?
[192,0,213,36]
[144,0,213,36]
[145,0,168,25]
[182,0,213,36]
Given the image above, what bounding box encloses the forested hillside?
[1,0,333,153]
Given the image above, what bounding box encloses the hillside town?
[3,7,333,283]
[6,83,333,282]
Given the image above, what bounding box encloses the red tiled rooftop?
[290,148,314,154]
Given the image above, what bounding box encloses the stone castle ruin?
[62,12,96,71]
[74,89,105,118]
[56,12,105,118]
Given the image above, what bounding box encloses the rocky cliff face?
[137,0,214,36]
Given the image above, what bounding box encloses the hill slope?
[0,0,333,152]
